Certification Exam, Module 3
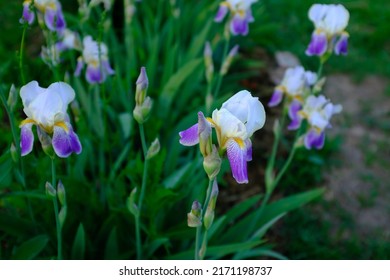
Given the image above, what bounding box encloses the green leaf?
[145,238,170,259]
[11,235,49,260]
[158,58,203,115]
[162,162,193,189]
[0,213,35,237]
[184,21,212,62]
[219,188,324,244]
[104,227,119,260]
[71,223,86,260]
[234,248,288,260]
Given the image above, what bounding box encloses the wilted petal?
[179,123,199,146]
[214,4,228,22]
[287,100,302,130]
[20,122,34,156]
[334,34,349,55]
[306,32,328,56]
[304,129,325,150]
[230,14,249,36]
[268,88,283,107]
[226,139,248,184]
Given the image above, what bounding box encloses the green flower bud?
[57,180,66,206]
[203,145,221,180]
[7,84,17,110]
[133,96,153,124]
[126,188,139,217]
[187,200,202,228]
[220,45,239,76]
[45,182,56,198]
[203,180,219,230]
[135,67,149,106]
[10,143,18,163]
[58,206,67,229]
[146,138,160,160]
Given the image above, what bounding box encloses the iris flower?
[179,90,265,184]
[19,81,82,158]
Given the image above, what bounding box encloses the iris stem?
[135,123,149,259]
[19,23,27,84]
[213,32,230,99]
[51,158,62,260]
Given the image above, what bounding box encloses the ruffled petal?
[179,123,199,146]
[20,122,35,156]
[306,32,328,56]
[226,139,248,184]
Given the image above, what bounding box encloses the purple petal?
[268,88,283,107]
[103,60,115,75]
[86,64,102,84]
[74,57,84,77]
[214,5,228,22]
[287,100,302,130]
[52,125,81,158]
[179,123,199,146]
[226,139,248,184]
[245,139,252,162]
[304,129,325,150]
[245,9,254,23]
[306,32,328,56]
[45,8,66,32]
[21,2,35,25]
[20,122,34,156]
[230,15,249,36]
[334,34,349,55]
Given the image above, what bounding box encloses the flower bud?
[135,67,149,106]
[10,143,18,163]
[58,206,67,228]
[7,84,17,110]
[45,182,57,198]
[187,200,202,227]
[133,96,153,124]
[146,138,160,160]
[220,45,239,76]
[57,180,66,206]
[204,42,214,83]
[203,145,221,180]
[126,188,139,217]
[204,180,219,230]
[313,77,326,93]
[198,112,212,158]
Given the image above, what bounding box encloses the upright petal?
[214,4,229,22]
[226,139,248,184]
[306,32,328,56]
[20,122,34,156]
[47,82,76,114]
[179,123,199,146]
[230,14,249,36]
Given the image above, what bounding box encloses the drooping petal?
[268,88,283,107]
[304,129,325,150]
[86,64,102,84]
[334,33,349,55]
[245,139,252,162]
[52,125,73,158]
[20,122,34,156]
[68,126,82,154]
[214,4,229,22]
[287,100,302,130]
[226,139,248,184]
[179,123,199,146]
[22,2,35,25]
[103,59,115,75]
[230,14,249,36]
[74,57,84,77]
[306,32,328,56]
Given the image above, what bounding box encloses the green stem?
[134,123,149,259]
[194,226,201,260]
[19,24,27,84]
[272,145,298,189]
[213,34,230,99]
[51,158,62,260]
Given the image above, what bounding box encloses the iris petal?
[179,123,199,146]
[226,139,248,184]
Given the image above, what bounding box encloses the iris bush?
[0,0,349,259]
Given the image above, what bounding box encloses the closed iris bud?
[187,200,202,228]
[220,45,239,76]
[45,182,56,198]
[7,84,17,110]
[133,96,153,124]
[135,67,149,106]
[127,188,139,217]
[203,145,221,180]
[146,138,160,160]
[203,180,219,230]
[57,180,66,206]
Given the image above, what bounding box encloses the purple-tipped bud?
[220,45,239,75]
[146,138,160,160]
[187,200,202,227]
[214,4,228,22]
[133,96,153,124]
[135,67,149,106]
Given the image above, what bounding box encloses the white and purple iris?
[74,36,115,84]
[306,4,350,56]
[214,0,257,36]
[21,0,66,33]
[19,81,82,158]
[179,90,265,184]
[268,66,317,108]
[290,95,342,149]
